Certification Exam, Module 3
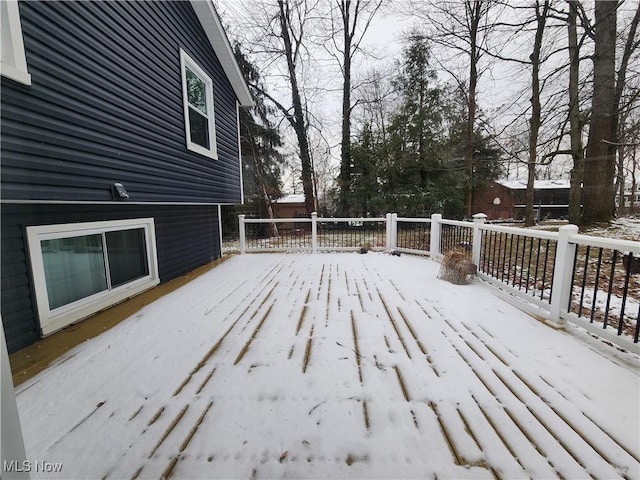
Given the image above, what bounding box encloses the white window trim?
[1,0,31,86]
[26,218,160,336]
[180,48,217,159]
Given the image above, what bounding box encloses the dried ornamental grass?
[438,250,477,285]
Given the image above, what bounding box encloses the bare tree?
[355,67,396,146]
[567,0,585,225]
[313,1,383,216]
[626,128,640,214]
[524,1,551,226]
[237,0,320,216]
[475,2,566,224]
[629,145,638,214]
[614,1,640,215]
[276,0,317,215]
[583,0,618,224]
[463,1,486,217]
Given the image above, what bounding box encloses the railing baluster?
[603,250,618,330]
[540,239,550,301]
[513,234,521,288]
[548,241,556,304]
[578,246,590,317]
[481,230,489,273]
[567,244,579,311]
[491,231,498,278]
[496,232,507,282]
[518,235,526,290]
[480,230,486,273]
[618,251,632,336]
[497,231,504,278]
[533,238,541,297]
[525,236,534,293]
[590,248,603,324]
[507,233,515,286]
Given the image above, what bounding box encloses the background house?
[473,180,571,221]
[471,182,515,220]
[1,0,252,352]
[271,194,308,219]
[620,183,639,214]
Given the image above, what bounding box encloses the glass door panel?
[105,228,149,287]
[41,234,108,310]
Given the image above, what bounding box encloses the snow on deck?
[16,253,640,479]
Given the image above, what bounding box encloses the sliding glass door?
[41,234,108,310]
[27,219,159,335]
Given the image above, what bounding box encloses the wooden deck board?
[13,253,639,479]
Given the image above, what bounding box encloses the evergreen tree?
[234,44,284,215]
[222,44,284,238]
[350,124,384,216]
[384,32,460,216]
[346,31,502,218]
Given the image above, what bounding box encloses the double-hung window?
[26,219,159,335]
[180,49,217,159]
[1,0,31,85]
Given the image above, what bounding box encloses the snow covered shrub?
[438,250,477,285]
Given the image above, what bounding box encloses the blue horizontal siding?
[1,203,221,353]
[1,0,242,204]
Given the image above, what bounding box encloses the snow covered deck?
[16,253,640,479]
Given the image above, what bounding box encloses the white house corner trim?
[237,101,245,204]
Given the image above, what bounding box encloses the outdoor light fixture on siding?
[112,182,130,200]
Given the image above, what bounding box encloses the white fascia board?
[189,0,254,107]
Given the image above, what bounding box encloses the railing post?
[472,213,487,267]
[385,213,391,249]
[391,213,398,249]
[311,212,318,254]
[430,213,442,258]
[385,213,397,250]
[549,224,579,328]
[238,214,246,254]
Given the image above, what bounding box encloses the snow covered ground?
[15,253,640,479]
[582,216,640,241]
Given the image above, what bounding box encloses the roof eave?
[189,0,254,107]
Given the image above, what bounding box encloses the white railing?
[238,213,639,353]
[474,221,639,353]
[239,213,389,254]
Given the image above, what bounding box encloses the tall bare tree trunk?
[617,143,626,213]
[464,0,481,218]
[567,0,584,225]
[336,1,381,216]
[613,2,640,218]
[278,0,316,216]
[583,0,617,224]
[631,147,637,214]
[526,1,549,226]
[338,1,353,217]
